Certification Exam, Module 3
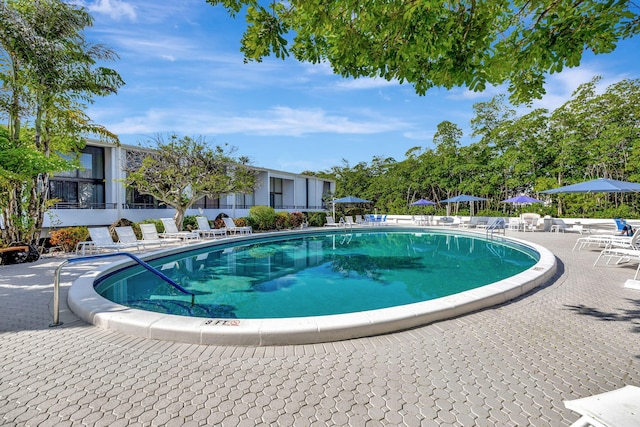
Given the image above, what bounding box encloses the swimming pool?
[95,231,538,318]
[68,228,557,345]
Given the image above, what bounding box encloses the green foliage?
[123,134,257,230]
[249,205,276,231]
[274,212,290,229]
[289,212,305,228]
[207,0,638,103]
[139,218,165,233]
[307,212,326,227]
[49,226,88,252]
[318,77,640,219]
[183,215,198,231]
[0,0,122,244]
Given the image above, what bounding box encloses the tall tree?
[123,135,258,230]
[208,0,639,103]
[0,0,123,244]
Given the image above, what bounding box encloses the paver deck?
[1,231,639,426]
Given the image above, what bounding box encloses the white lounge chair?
[222,217,252,234]
[324,216,343,227]
[160,218,200,241]
[344,216,356,227]
[459,217,481,228]
[564,385,640,427]
[139,223,181,246]
[195,216,226,239]
[550,219,583,234]
[87,227,140,253]
[114,226,149,251]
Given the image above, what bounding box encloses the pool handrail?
[51,252,195,327]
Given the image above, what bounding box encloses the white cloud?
[333,77,399,90]
[86,0,137,21]
[403,131,434,141]
[105,106,410,138]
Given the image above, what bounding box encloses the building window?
[270,177,283,208]
[50,146,106,209]
[192,195,221,209]
[236,193,254,209]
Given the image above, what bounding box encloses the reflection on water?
[95,231,538,318]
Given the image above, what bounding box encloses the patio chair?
[550,219,583,234]
[564,385,640,427]
[459,217,480,228]
[344,216,356,227]
[195,216,227,239]
[507,218,523,231]
[222,217,252,234]
[324,216,343,227]
[355,214,366,225]
[572,234,619,252]
[521,213,542,232]
[139,223,181,246]
[114,226,149,252]
[160,218,200,241]
[86,227,140,253]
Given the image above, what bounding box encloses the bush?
[183,215,198,231]
[139,218,164,233]
[307,212,327,227]
[275,212,290,229]
[249,206,276,231]
[289,212,305,228]
[49,226,89,252]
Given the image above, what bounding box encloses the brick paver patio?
[1,231,639,426]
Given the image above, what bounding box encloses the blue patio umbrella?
[332,195,372,219]
[541,178,640,194]
[441,194,488,203]
[501,195,544,203]
[410,199,436,206]
[441,194,487,215]
[333,195,372,204]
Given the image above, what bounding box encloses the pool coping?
[67,227,557,346]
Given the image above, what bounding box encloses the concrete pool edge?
[67,228,557,346]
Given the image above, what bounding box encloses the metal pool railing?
[50,252,195,327]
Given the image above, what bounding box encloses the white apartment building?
[44,139,335,228]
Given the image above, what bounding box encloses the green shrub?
[139,218,164,233]
[49,226,89,252]
[289,212,305,228]
[307,212,327,227]
[249,206,276,231]
[275,212,290,229]
[183,215,198,231]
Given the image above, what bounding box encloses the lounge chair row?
[324,215,387,227]
[74,216,251,255]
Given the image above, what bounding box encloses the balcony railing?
[51,202,117,209]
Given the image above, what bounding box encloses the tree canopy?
[208,0,639,103]
[324,77,640,218]
[123,135,258,230]
[0,0,123,244]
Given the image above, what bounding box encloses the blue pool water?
[94,230,538,319]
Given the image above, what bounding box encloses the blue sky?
[80,0,640,174]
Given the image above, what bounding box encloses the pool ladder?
[50,252,195,327]
[485,219,506,240]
